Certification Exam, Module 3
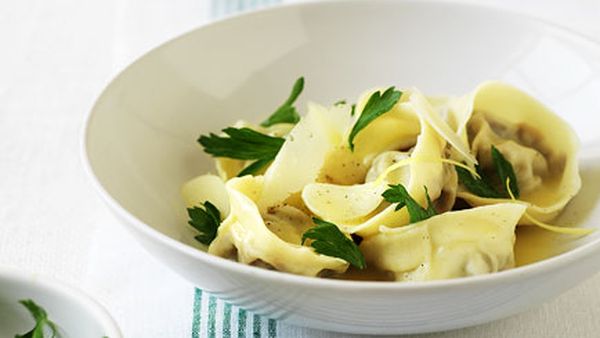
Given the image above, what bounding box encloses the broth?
[514,226,573,266]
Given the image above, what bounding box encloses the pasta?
[183,80,590,281]
[361,203,526,281]
[449,82,581,224]
[208,176,349,276]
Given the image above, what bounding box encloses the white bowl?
[0,268,122,338]
[83,0,600,334]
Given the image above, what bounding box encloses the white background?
[1,1,599,337]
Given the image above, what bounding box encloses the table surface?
[1,1,600,337]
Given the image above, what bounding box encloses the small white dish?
[0,268,122,338]
[83,0,600,334]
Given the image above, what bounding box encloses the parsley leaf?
[348,87,402,150]
[382,184,437,223]
[491,145,520,198]
[302,218,366,269]
[187,201,221,245]
[236,158,272,177]
[198,127,285,176]
[455,165,502,198]
[16,299,59,338]
[199,78,300,175]
[260,77,304,127]
[334,99,347,106]
[456,145,520,199]
[198,127,284,160]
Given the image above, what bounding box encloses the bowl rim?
[82,0,600,291]
[0,267,123,337]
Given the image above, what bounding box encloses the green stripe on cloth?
[208,296,217,338]
[268,319,277,338]
[223,303,232,338]
[253,314,261,337]
[192,289,202,338]
[193,288,277,338]
[238,308,247,338]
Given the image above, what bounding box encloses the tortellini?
[350,88,420,165]
[451,81,581,224]
[209,176,349,276]
[183,81,586,282]
[361,203,526,281]
[315,90,420,186]
[343,90,455,236]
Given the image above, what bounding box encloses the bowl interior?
[86,1,600,262]
[0,271,120,338]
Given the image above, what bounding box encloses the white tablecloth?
[1,1,599,337]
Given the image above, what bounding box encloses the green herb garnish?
[455,165,502,198]
[187,201,221,245]
[456,145,520,199]
[198,127,284,160]
[16,299,59,338]
[333,99,347,106]
[491,145,520,198]
[348,87,402,150]
[382,184,437,223]
[260,77,304,127]
[236,158,272,177]
[198,127,285,176]
[199,77,301,175]
[302,218,366,269]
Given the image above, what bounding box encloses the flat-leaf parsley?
[198,127,285,176]
[302,218,366,269]
[382,184,437,223]
[15,299,59,338]
[260,77,304,127]
[456,145,520,199]
[348,87,402,150]
[187,201,221,245]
